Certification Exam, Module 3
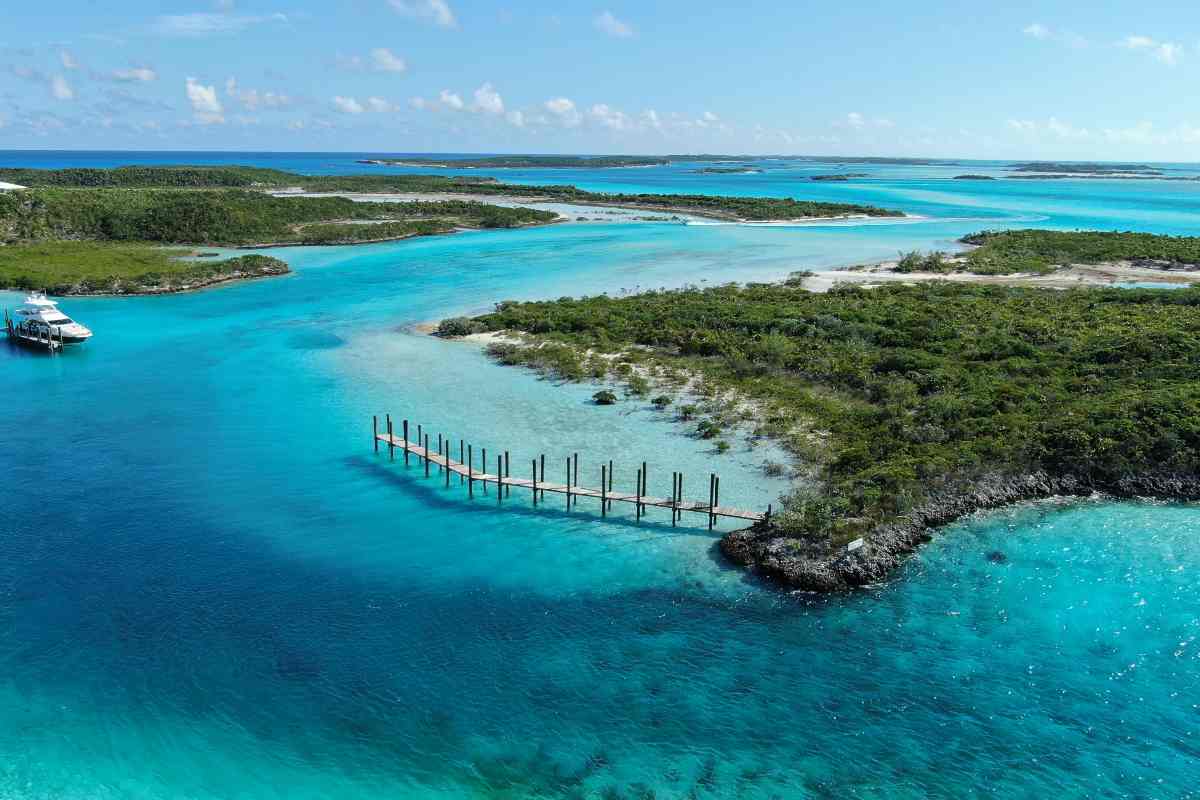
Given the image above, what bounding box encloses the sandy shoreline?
[801,259,1199,292]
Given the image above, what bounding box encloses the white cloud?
[367,96,400,112]
[153,12,288,36]
[370,47,408,73]
[225,78,290,110]
[544,96,580,126]
[845,112,865,128]
[110,67,158,82]
[333,96,365,114]
[1006,118,1036,132]
[642,109,662,130]
[1120,35,1184,64]
[1046,117,1090,139]
[472,82,504,114]
[594,10,633,37]
[50,75,74,101]
[186,77,224,123]
[588,103,631,130]
[439,89,464,110]
[389,0,456,28]
[1023,23,1049,39]
[505,109,525,127]
[60,50,79,69]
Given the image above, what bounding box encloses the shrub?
[436,317,483,337]
[593,390,618,405]
[651,395,673,409]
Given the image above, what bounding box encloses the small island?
[439,228,1200,591]
[1010,161,1162,175]
[810,173,869,182]
[690,167,762,174]
[358,155,671,169]
[953,174,996,180]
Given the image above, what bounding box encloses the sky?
[3,0,1200,160]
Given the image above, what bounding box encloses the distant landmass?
[810,173,869,182]
[358,156,671,169]
[1010,162,1163,176]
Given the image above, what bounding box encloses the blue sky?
[3,0,1200,159]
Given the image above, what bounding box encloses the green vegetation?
[467,281,1200,550]
[0,189,555,247]
[436,317,487,337]
[1010,162,1161,175]
[593,390,618,405]
[0,241,287,294]
[890,230,1200,277]
[0,166,905,222]
[810,173,868,181]
[953,174,996,180]
[360,156,670,168]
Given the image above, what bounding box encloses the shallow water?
[2,152,1198,797]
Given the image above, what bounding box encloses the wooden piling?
[373,416,378,452]
[601,465,607,517]
[671,472,677,527]
[497,454,503,505]
[459,441,465,484]
[641,462,648,516]
[444,440,451,487]
[424,434,430,477]
[565,457,571,510]
[532,459,538,506]
[468,445,474,498]
[607,460,613,511]
[403,421,410,465]
[504,451,510,497]
[386,415,394,461]
[539,454,545,501]
[482,448,487,495]
[572,453,579,508]
[708,474,715,530]
[438,433,444,472]
[635,467,642,520]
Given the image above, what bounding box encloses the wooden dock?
[373,415,769,528]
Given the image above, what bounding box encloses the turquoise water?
[2,153,1199,797]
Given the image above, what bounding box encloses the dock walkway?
[374,415,769,528]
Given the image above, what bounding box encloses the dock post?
[373,416,378,453]
[635,467,642,520]
[459,441,465,484]
[572,453,579,508]
[641,462,648,516]
[424,434,431,477]
[386,415,394,461]
[444,441,451,487]
[601,465,607,517]
[607,460,613,511]
[539,455,545,502]
[677,473,684,525]
[497,454,503,505]
[437,434,444,473]
[565,457,571,510]
[402,421,410,465]
[765,504,772,525]
[468,445,474,498]
[417,424,422,452]
[714,476,720,521]
[504,451,510,497]
[532,459,538,506]
[708,474,715,530]
[671,472,677,527]
[482,448,488,495]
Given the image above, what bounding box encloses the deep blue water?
[1,152,1198,798]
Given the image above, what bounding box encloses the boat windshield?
[47,317,73,325]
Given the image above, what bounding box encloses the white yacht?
[11,293,93,344]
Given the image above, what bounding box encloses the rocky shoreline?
[721,471,1200,592]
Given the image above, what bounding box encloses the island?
[953,174,996,180]
[810,173,869,181]
[689,167,762,174]
[0,166,905,294]
[1010,161,1162,176]
[439,228,1200,591]
[357,156,671,168]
